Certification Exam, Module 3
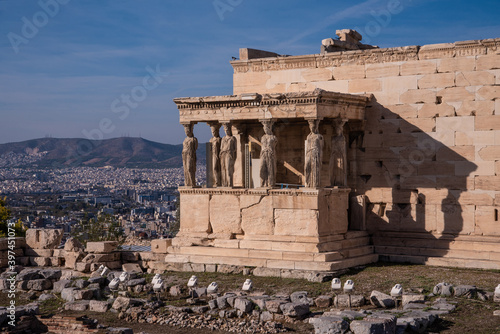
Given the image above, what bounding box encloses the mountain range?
[0,137,206,169]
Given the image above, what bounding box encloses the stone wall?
[231,38,500,267]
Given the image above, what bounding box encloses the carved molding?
[230,39,500,73]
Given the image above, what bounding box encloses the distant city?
[0,164,207,242]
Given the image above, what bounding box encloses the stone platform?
[374,231,500,270]
[165,187,378,273]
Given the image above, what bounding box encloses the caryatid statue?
[330,119,347,187]
[209,123,222,187]
[305,119,324,188]
[259,120,278,188]
[220,123,237,187]
[182,123,198,187]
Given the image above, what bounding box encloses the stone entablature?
[174,90,369,124]
[231,38,500,73]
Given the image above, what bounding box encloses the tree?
[71,214,124,245]
[0,197,26,237]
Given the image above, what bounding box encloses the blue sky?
[0,0,499,145]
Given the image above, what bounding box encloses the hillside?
[0,137,206,169]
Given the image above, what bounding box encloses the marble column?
[330,119,347,187]
[305,119,324,188]
[259,120,277,188]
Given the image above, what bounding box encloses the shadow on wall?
[349,99,477,260]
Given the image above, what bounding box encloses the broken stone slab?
[27,279,52,291]
[61,287,78,302]
[433,282,454,296]
[265,299,288,313]
[402,294,425,306]
[17,268,42,281]
[397,311,437,333]
[334,294,365,308]
[126,278,146,287]
[74,289,94,300]
[248,296,269,310]
[403,303,427,311]
[89,300,110,312]
[315,295,333,308]
[122,263,143,273]
[39,269,62,281]
[38,293,57,301]
[25,249,53,257]
[453,285,477,298]
[64,300,90,311]
[494,310,500,316]
[432,299,456,312]
[64,237,84,252]
[216,296,230,309]
[370,290,395,308]
[309,316,350,334]
[323,310,367,321]
[25,229,63,249]
[64,251,85,269]
[74,279,89,289]
[151,238,172,253]
[86,241,118,253]
[53,280,72,293]
[234,298,254,313]
[290,291,314,306]
[82,252,121,263]
[350,314,397,334]
[280,302,310,318]
[75,262,90,273]
[29,257,51,267]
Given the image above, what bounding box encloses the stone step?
[378,254,500,270]
[374,234,500,253]
[374,245,500,261]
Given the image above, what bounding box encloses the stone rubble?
[2,265,500,333]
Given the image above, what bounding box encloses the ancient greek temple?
[169,89,378,273]
[168,29,500,274]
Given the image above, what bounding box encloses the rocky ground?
[1,262,500,333]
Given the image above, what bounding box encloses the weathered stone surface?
[74,289,94,300]
[39,269,62,281]
[350,314,397,334]
[64,300,90,311]
[265,299,287,313]
[397,311,437,333]
[334,294,365,308]
[64,251,85,269]
[75,262,90,273]
[274,209,318,236]
[280,302,310,318]
[241,196,274,235]
[61,287,78,302]
[25,229,63,249]
[89,300,110,312]
[314,295,332,308]
[64,237,84,252]
[122,263,143,273]
[74,279,89,289]
[309,316,350,334]
[453,285,477,298]
[433,282,454,297]
[169,285,183,297]
[370,290,395,308]
[402,294,425,306]
[151,238,172,253]
[210,195,242,236]
[17,268,42,281]
[27,279,52,291]
[53,279,72,293]
[126,278,146,287]
[86,241,118,253]
[38,293,57,301]
[234,298,253,313]
[112,296,132,311]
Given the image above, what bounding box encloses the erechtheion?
[169,29,500,275]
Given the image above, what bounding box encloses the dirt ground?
[4,262,500,333]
